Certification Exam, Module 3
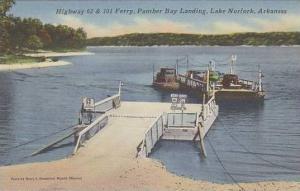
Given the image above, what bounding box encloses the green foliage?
[0,54,44,64]
[3,17,87,52]
[0,21,10,53]
[24,35,43,50]
[0,0,87,54]
[0,0,15,54]
[87,32,300,46]
[0,0,15,16]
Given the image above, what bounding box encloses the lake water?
[0,46,300,183]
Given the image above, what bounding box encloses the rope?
[177,56,188,62]
[2,124,77,152]
[235,69,258,73]
[211,56,231,63]
[209,108,300,173]
[207,138,245,191]
[109,114,157,118]
[216,117,300,173]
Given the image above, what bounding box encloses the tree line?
[87,32,300,46]
[0,0,87,54]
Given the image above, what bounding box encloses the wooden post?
[176,58,179,76]
[206,68,210,97]
[198,122,207,157]
[202,93,206,120]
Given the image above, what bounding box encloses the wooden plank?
[198,123,207,157]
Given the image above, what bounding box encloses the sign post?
[170,94,187,126]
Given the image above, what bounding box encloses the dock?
[1,82,294,191]
[69,82,218,158]
[0,81,219,191]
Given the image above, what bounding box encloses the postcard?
[0,0,300,190]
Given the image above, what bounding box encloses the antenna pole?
[186,55,189,71]
[230,55,236,74]
[206,66,210,96]
[118,81,122,96]
[176,58,179,75]
[258,65,262,92]
[152,64,155,82]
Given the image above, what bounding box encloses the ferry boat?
[152,55,265,101]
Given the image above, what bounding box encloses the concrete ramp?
[74,100,218,159]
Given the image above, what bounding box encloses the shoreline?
[0,51,94,71]
[24,51,94,58]
[0,60,71,71]
[87,45,300,48]
[0,131,299,191]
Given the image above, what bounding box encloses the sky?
[10,0,300,38]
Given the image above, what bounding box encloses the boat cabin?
[222,74,241,89]
[155,67,177,83]
[186,70,206,81]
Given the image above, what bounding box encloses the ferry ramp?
[75,101,205,158]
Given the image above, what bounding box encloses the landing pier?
[69,82,218,158]
[3,81,219,191]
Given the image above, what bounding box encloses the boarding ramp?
[31,82,218,159]
[73,83,218,159]
[137,114,164,156]
[73,115,108,154]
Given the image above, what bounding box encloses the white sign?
[82,97,95,111]
[170,94,187,111]
[171,94,187,99]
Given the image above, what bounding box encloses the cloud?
[203,21,256,34]
[58,14,300,37]
[251,14,300,32]
[59,16,198,37]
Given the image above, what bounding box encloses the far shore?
[0,60,71,71]
[0,51,95,71]
[24,51,94,58]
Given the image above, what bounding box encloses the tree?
[0,22,10,54]
[38,29,52,47]
[74,27,87,48]
[0,0,15,17]
[24,35,43,50]
[0,0,15,54]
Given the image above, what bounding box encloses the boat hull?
[215,89,265,102]
[152,82,180,91]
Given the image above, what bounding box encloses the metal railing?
[177,74,205,89]
[166,112,197,128]
[203,96,217,120]
[238,78,256,90]
[138,114,164,157]
[94,81,122,112]
[94,94,121,112]
[73,114,108,154]
[74,82,122,154]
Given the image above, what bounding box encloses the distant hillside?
[86,32,300,46]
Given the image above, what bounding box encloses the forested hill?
[0,0,87,54]
[87,32,300,46]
